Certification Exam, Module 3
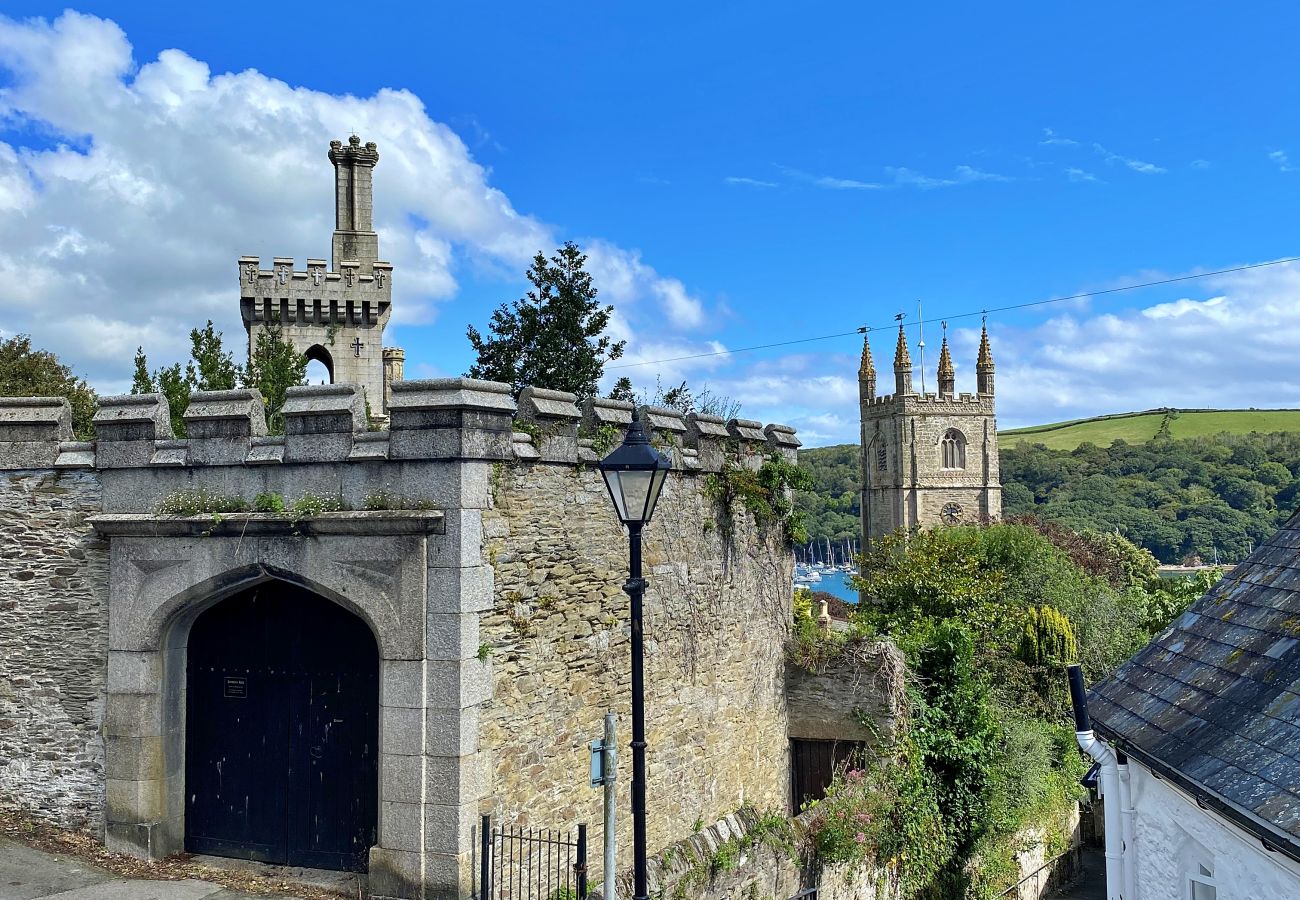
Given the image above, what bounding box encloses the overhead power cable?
[607,255,1300,370]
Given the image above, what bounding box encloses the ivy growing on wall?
[703,452,814,545]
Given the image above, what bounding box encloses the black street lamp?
[598,417,671,900]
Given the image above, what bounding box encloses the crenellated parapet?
[238,255,393,327]
[0,384,799,476]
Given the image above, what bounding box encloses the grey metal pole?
[603,711,618,900]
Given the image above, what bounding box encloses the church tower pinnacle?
[858,331,876,401]
[976,320,996,397]
[937,321,955,398]
[893,322,914,395]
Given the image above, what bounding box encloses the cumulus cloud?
[0,10,709,391]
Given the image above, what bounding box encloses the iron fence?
[475,815,588,900]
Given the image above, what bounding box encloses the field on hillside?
[1000,408,1300,451]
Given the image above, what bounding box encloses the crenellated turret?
[329,134,380,273]
[893,323,913,395]
[977,321,995,397]
[937,324,955,399]
[858,331,876,402]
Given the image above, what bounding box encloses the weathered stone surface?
[785,642,905,744]
[93,395,172,468]
[282,384,365,462]
[517,387,580,462]
[0,469,108,830]
[479,463,793,871]
[0,398,74,468]
[184,390,267,465]
[389,379,514,461]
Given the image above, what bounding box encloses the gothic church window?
[940,428,966,470]
[876,446,887,471]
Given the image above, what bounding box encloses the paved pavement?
[1047,847,1105,900]
[0,837,271,900]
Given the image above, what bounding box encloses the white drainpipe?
[1069,665,1124,900]
[1117,752,1138,900]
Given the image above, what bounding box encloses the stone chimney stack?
[329,135,380,272]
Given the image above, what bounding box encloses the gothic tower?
[238,135,399,418]
[860,320,1001,549]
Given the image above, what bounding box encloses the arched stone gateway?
[185,582,378,871]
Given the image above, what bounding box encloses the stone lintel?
[87,510,445,537]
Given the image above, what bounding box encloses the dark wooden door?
[186,584,379,871]
[790,738,864,812]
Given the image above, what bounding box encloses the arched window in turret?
[940,428,966,470]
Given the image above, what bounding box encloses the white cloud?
[709,259,1300,447]
[724,176,777,188]
[1040,128,1079,147]
[0,10,709,390]
[814,175,883,190]
[1091,142,1166,174]
[1066,167,1101,183]
[1269,149,1297,172]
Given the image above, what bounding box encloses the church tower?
[238,135,398,418]
[860,319,1001,549]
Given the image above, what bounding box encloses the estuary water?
[804,570,860,603]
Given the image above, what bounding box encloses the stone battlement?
[238,256,393,326]
[0,381,798,473]
[864,390,993,413]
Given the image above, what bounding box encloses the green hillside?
[1000,408,1300,451]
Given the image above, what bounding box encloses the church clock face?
[940,501,963,525]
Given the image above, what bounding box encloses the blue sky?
[3,3,1300,444]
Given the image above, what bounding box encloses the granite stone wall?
[0,468,108,829]
[478,461,794,870]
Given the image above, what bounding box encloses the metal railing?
[997,844,1081,899]
[475,815,588,900]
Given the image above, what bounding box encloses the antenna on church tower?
[916,299,926,395]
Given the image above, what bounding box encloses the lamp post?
[598,417,671,900]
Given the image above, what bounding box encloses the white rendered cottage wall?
[1129,764,1300,900]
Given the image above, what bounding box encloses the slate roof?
[1090,513,1300,860]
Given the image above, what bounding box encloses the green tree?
[245,319,307,434]
[0,335,97,439]
[185,321,240,392]
[466,242,624,396]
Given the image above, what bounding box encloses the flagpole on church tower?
[916,299,926,394]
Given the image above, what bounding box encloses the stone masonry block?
[426,659,492,708]
[381,752,423,806]
[427,509,485,569]
[282,384,365,463]
[389,378,515,461]
[426,565,494,615]
[426,612,480,662]
[0,397,73,468]
[518,386,581,463]
[381,800,423,853]
[368,846,423,900]
[107,651,162,694]
[424,754,488,804]
[425,704,480,757]
[106,778,165,822]
[103,735,164,781]
[582,396,634,430]
[423,802,479,854]
[94,394,173,468]
[764,423,801,461]
[104,693,163,738]
[381,659,425,709]
[184,389,267,440]
[685,412,729,472]
[106,821,165,860]
[381,705,424,757]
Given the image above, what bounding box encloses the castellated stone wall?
[0,467,108,829]
[479,457,793,869]
[0,384,803,900]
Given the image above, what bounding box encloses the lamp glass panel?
[616,469,654,525]
[643,466,669,523]
[602,469,631,522]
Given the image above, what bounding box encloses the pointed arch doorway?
[184,582,379,871]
